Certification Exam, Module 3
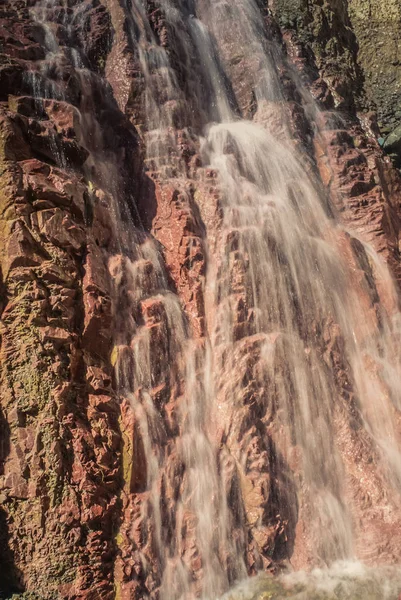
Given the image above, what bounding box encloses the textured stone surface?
[272,0,365,110]
[273,0,401,134]
[0,3,123,598]
[348,0,401,134]
[0,0,401,599]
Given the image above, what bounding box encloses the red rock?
[1,0,401,597]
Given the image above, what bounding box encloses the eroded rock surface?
[0,1,401,599]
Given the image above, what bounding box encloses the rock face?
[347,0,401,134]
[272,0,401,130]
[0,1,401,600]
[273,0,401,161]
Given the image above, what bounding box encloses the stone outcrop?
[347,0,401,135]
[272,0,401,162]
[0,1,401,599]
[272,0,401,130]
[0,2,128,598]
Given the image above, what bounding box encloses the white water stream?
[27,0,401,598]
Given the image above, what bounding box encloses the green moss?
[275,0,304,29]
[348,0,401,129]
[97,55,106,71]
[0,113,82,599]
[110,345,119,367]
[273,0,401,128]
[273,0,365,110]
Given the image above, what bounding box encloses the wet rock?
[1,0,401,597]
[0,112,31,161]
[383,123,401,167]
[0,60,28,100]
[75,1,113,74]
[13,113,89,168]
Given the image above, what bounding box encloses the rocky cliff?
[273,0,401,160]
[0,1,401,599]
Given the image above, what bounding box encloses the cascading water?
[21,0,401,598]
[123,0,401,596]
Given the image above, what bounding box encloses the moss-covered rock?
[348,0,401,133]
[273,0,364,110]
[273,0,401,132]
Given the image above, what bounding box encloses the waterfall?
[124,0,401,595]
[23,0,401,598]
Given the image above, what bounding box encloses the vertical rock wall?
[0,2,130,597]
[273,0,401,133]
[348,0,401,134]
[0,0,401,598]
